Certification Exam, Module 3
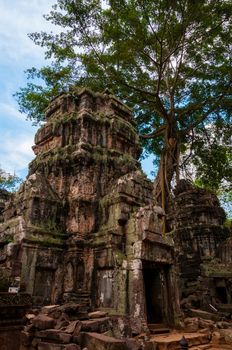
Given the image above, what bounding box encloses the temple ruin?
[0,89,231,349]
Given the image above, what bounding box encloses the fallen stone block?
[38,342,80,350]
[32,314,55,330]
[125,338,141,350]
[216,321,232,329]
[189,309,219,321]
[81,332,127,350]
[88,310,108,319]
[41,305,60,313]
[198,318,215,330]
[219,329,232,344]
[64,320,82,335]
[81,317,111,333]
[36,329,72,343]
[184,317,199,332]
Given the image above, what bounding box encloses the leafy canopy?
[0,167,21,192]
[15,0,232,192]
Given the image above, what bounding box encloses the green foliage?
[15,0,232,193]
[0,167,21,191]
[187,122,232,217]
[14,63,77,124]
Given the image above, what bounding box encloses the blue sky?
[0,0,154,180]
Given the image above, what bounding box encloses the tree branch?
[140,124,166,139]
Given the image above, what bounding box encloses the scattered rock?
[198,318,215,330]
[65,320,82,335]
[211,331,222,345]
[81,332,127,350]
[81,318,110,333]
[184,317,199,332]
[26,313,36,321]
[32,314,55,330]
[88,311,108,319]
[36,329,72,343]
[219,329,232,344]
[38,342,80,350]
[41,305,60,314]
[217,321,232,329]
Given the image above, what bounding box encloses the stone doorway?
[216,286,228,304]
[34,268,54,304]
[143,263,171,325]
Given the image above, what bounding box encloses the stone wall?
[168,180,229,313]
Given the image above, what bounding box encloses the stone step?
[207,345,229,350]
[148,324,170,335]
[190,344,211,350]
[209,345,232,350]
[150,332,211,350]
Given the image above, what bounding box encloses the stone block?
[125,338,141,350]
[88,310,108,319]
[81,332,127,350]
[38,342,80,350]
[64,320,82,334]
[199,318,215,330]
[184,317,199,332]
[41,305,60,314]
[219,329,232,344]
[32,315,55,330]
[189,309,219,321]
[81,317,110,333]
[36,329,71,343]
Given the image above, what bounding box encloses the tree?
[0,167,21,192]
[181,122,232,217]
[15,0,232,216]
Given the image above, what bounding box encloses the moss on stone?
[26,234,64,247]
[201,257,232,277]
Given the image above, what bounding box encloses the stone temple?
[0,88,231,349]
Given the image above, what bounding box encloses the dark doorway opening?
[143,267,163,324]
[216,286,228,304]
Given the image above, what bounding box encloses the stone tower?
[0,89,179,334]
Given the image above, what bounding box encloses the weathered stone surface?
[80,332,127,350]
[188,309,218,321]
[36,329,72,343]
[219,329,232,344]
[38,342,80,350]
[81,317,111,333]
[64,320,82,334]
[41,305,60,314]
[125,338,141,350]
[198,318,215,330]
[168,180,229,317]
[32,315,55,330]
[88,310,108,319]
[184,317,199,332]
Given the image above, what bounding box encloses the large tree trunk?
[153,126,180,225]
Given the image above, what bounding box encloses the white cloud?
[0,0,57,64]
[0,102,25,121]
[0,130,35,175]
[0,1,54,178]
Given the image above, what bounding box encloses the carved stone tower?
[0,89,179,334]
